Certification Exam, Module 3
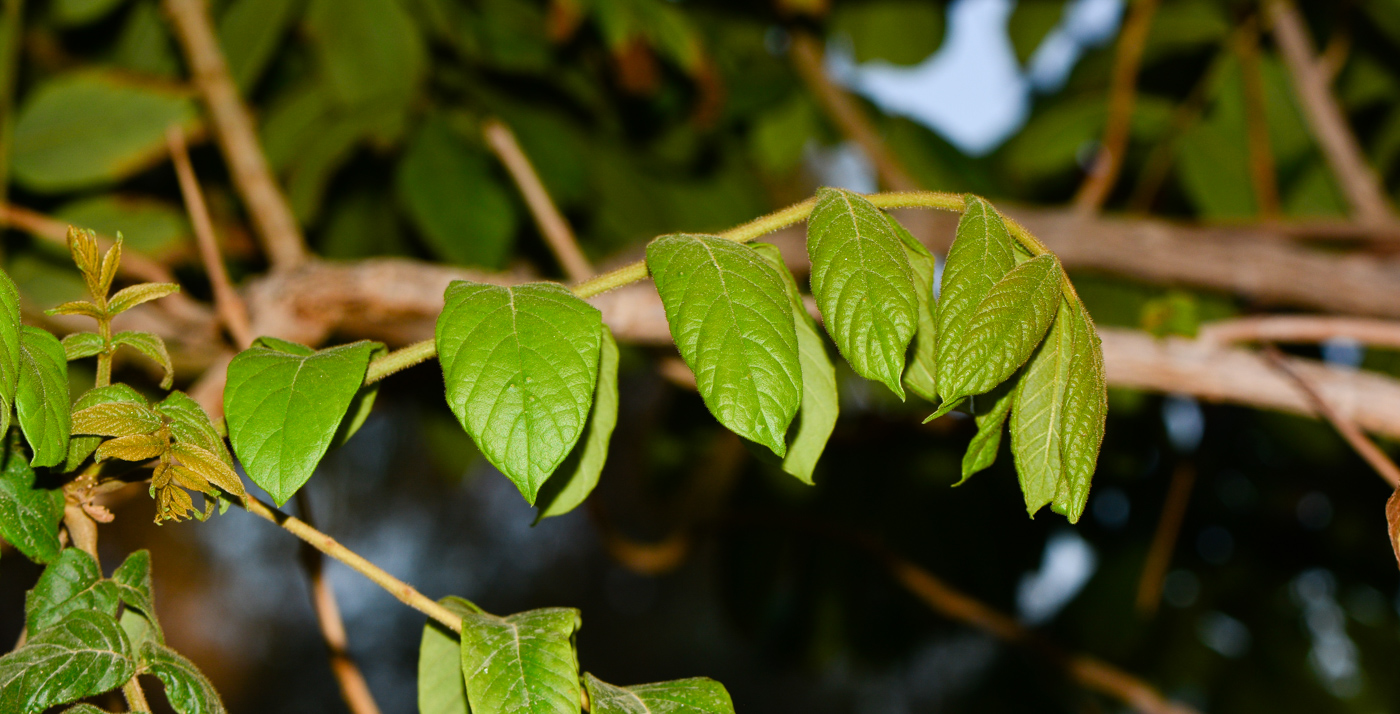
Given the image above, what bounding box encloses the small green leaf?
[62,705,111,713]
[71,401,163,438]
[218,0,306,93]
[891,214,939,403]
[0,609,135,711]
[224,339,376,506]
[418,596,481,714]
[305,0,426,111]
[752,242,838,484]
[936,195,1019,400]
[111,331,174,389]
[64,385,147,472]
[647,234,801,457]
[806,187,919,398]
[1010,303,1077,517]
[17,326,71,468]
[61,332,105,361]
[113,549,164,646]
[52,0,127,27]
[25,548,119,633]
[942,254,1063,402]
[141,641,227,714]
[0,270,21,437]
[436,282,602,505]
[584,673,735,714]
[459,607,582,714]
[957,376,1018,485]
[535,326,620,521]
[0,442,65,563]
[156,391,234,468]
[106,283,180,316]
[1052,299,1106,523]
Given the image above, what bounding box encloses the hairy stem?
[122,675,151,712]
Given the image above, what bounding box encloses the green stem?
[95,317,112,388]
[364,338,435,385]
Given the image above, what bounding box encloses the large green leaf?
[0,442,64,563]
[17,326,71,468]
[936,195,1019,402]
[891,215,938,403]
[647,234,801,457]
[12,72,198,192]
[113,549,164,647]
[436,282,602,504]
[1052,300,1106,522]
[0,609,135,711]
[806,187,918,398]
[141,642,227,714]
[830,0,944,65]
[218,0,305,93]
[396,116,517,268]
[0,269,19,438]
[752,242,838,484]
[958,377,1018,485]
[535,326,620,521]
[941,254,1062,403]
[1010,303,1077,517]
[305,0,425,112]
[224,338,376,506]
[418,597,481,714]
[584,673,734,714]
[25,548,119,632]
[459,607,582,714]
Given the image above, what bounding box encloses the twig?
[167,125,254,349]
[294,491,383,714]
[788,32,920,192]
[1266,0,1396,226]
[482,118,594,282]
[162,0,309,270]
[122,677,151,712]
[1134,462,1196,616]
[1198,315,1400,350]
[240,494,463,632]
[0,203,177,285]
[1262,345,1400,487]
[1128,42,1232,212]
[1237,18,1280,217]
[1074,0,1161,214]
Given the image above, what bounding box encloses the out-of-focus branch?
[294,492,383,714]
[162,0,308,270]
[0,203,177,285]
[1129,41,1232,212]
[167,125,253,349]
[482,118,594,282]
[1135,462,1195,617]
[1237,18,1280,217]
[1074,0,1161,214]
[1199,315,1400,350]
[1267,0,1396,226]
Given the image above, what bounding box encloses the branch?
[1237,18,1281,217]
[162,0,309,270]
[1135,462,1195,616]
[1267,0,1396,226]
[1198,315,1400,349]
[482,118,595,282]
[1073,0,1161,214]
[167,125,254,349]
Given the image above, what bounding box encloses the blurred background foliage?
[3,0,1400,712]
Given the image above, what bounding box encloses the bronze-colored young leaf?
[67,227,102,297]
[60,332,104,361]
[46,300,105,320]
[95,433,167,463]
[106,282,180,316]
[97,237,121,299]
[156,391,234,468]
[71,401,163,438]
[170,442,245,499]
[64,384,148,472]
[111,331,174,388]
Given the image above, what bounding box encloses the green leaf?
[436,282,602,505]
[937,195,1019,401]
[51,0,127,27]
[0,609,135,711]
[418,596,481,714]
[396,115,517,268]
[830,0,944,65]
[140,641,227,714]
[64,384,147,472]
[224,339,375,506]
[106,283,180,315]
[957,376,1018,485]
[55,195,191,261]
[25,548,119,633]
[305,0,426,112]
[61,332,105,361]
[1010,302,1077,517]
[218,0,306,93]
[72,401,163,438]
[17,326,71,468]
[112,331,175,389]
[156,390,234,468]
[12,72,199,192]
[806,187,919,398]
[111,0,181,78]
[891,215,938,403]
[584,673,735,714]
[459,607,582,714]
[751,242,838,484]
[942,254,1063,403]
[1052,300,1106,523]
[647,234,801,457]
[0,443,65,563]
[62,705,111,713]
[113,549,164,646]
[0,269,19,438]
[535,326,620,521]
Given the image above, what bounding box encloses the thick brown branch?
[162,0,308,270]
[1199,315,1400,349]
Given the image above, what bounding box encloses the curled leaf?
[112,331,174,388]
[46,300,104,320]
